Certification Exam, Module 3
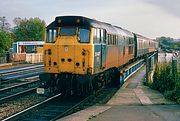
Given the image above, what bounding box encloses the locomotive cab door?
[94,28,106,73]
[100,29,107,69]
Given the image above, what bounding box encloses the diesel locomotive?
[38,16,158,96]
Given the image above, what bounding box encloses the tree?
[0,16,13,56]
[0,31,13,56]
[0,16,10,31]
[156,37,180,50]
[13,17,46,41]
[13,17,22,27]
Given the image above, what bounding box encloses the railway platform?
[58,66,180,121]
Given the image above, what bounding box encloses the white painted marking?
[134,89,152,105]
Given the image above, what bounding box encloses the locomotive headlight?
[58,19,61,23]
[76,19,80,23]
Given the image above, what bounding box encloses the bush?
[151,62,180,103]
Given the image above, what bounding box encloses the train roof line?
[47,16,153,39]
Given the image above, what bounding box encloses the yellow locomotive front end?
[38,16,97,96]
[44,27,94,75]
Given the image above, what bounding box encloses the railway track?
[0,79,39,103]
[0,65,44,82]
[0,65,42,103]
[2,86,118,121]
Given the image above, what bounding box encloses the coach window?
[100,29,106,43]
[78,28,90,43]
[123,46,125,55]
[108,34,111,45]
[93,29,97,43]
[103,30,106,43]
[107,34,109,44]
[116,36,118,45]
[114,35,116,45]
[110,35,112,45]
[113,36,115,45]
[123,37,125,45]
[129,38,131,44]
[128,46,133,54]
[100,29,103,43]
[97,29,100,43]
[130,38,133,44]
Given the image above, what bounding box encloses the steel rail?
[1,70,43,81]
[2,87,118,121]
[0,65,43,75]
[0,87,36,103]
[2,93,62,121]
[0,80,38,93]
[51,91,98,121]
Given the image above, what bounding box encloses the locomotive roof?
[47,16,133,37]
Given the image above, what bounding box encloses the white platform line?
[134,88,152,105]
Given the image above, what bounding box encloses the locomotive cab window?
[46,28,58,43]
[60,27,76,36]
[78,28,90,43]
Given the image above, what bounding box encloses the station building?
[10,41,44,63]
[12,41,44,53]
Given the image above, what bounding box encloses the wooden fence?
[9,53,44,64]
[26,53,44,63]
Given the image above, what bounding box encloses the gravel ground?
[0,94,47,120]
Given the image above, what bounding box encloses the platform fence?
[26,53,44,64]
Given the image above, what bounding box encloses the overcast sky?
[0,0,180,39]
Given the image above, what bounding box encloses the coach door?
[100,29,106,69]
